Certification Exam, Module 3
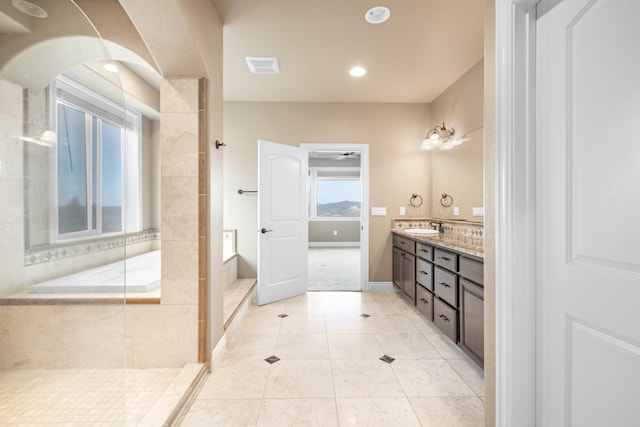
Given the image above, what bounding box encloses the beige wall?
[430,60,485,221]
[223,102,432,282]
[309,221,360,243]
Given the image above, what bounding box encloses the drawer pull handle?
[439,314,450,322]
[400,241,405,245]
[420,249,429,253]
[439,256,451,261]
[439,282,451,288]
[420,298,428,304]
[419,270,429,275]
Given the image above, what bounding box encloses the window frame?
[49,76,142,243]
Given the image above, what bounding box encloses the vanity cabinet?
[392,231,484,368]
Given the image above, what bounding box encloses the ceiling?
[212,0,485,103]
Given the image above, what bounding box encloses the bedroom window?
[52,76,141,241]
[308,168,361,218]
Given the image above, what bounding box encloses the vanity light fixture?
[420,122,469,151]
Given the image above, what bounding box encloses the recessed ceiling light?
[11,0,47,18]
[103,63,118,73]
[365,6,390,24]
[349,67,367,77]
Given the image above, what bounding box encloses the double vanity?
[392,219,484,368]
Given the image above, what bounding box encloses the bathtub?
[29,250,161,294]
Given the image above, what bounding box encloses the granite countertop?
[392,229,484,259]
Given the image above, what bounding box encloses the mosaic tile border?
[24,229,160,266]
[393,218,484,254]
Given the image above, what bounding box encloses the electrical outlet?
[333,230,338,236]
[399,207,406,216]
[472,207,485,217]
[453,207,460,216]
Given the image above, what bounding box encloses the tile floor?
[0,368,180,425]
[180,291,484,427]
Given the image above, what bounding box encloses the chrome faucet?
[429,221,444,233]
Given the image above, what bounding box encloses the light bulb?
[349,66,367,77]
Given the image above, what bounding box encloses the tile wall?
[0,78,206,369]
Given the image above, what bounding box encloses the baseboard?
[367,281,394,292]
[308,242,360,248]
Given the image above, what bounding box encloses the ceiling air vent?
[246,57,280,75]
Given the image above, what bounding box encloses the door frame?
[300,143,370,291]
[495,0,540,426]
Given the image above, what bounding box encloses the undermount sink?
[404,228,440,235]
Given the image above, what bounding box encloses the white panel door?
[536,0,640,425]
[257,140,308,305]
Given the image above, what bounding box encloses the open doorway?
[302,144,369,292]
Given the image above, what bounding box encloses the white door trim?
[495,0,540,426]
[301,143,369,291]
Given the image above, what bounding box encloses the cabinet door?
[402,253,415,304]
[460,278,484,366]
[392,248,402,290]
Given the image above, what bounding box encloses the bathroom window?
[308,168,361,218]
[52,76,141,241]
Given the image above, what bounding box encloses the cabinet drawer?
[393,235,415,254]
[415,258,433,291]
[416,242,433,261]
[434,266,457,307]
[416,285,433,321]
[434,248,458,272]
[434,298,458,343]
[459,256,484,286]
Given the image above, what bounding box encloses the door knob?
[261,228,273,234]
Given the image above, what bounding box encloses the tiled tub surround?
[0,78,205,371]
[392,218,484,257]
[0,238,162,304]
[2,230,159,298]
